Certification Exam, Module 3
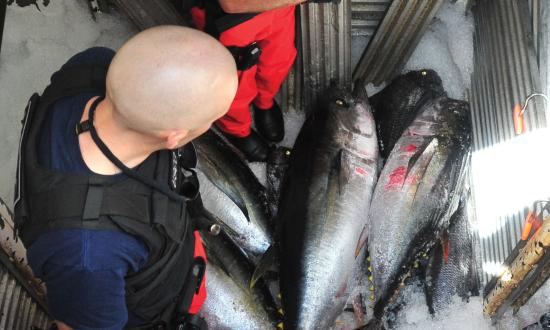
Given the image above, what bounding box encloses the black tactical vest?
[14,58,205,329]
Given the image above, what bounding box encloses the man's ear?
[164,129,190,150]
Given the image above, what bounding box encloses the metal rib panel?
[353,0,444,85]
[284,0,391,113]
[535,0,550,110]
[351,0,391,37]
[299,0,352,112]
[469,0,548,287]
[280,6,304,113]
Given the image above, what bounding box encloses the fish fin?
[202,167,251,221]
[250,245,279,289]
[355,225,369,258]
[409,140,438,202]
[201,238,232,277]
[215,184,250,221]
[403,138,438,188]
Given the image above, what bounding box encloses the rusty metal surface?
[0,198,51,329]
[353,0,444,85]
[483,216,550,317]
[0,249,52,330]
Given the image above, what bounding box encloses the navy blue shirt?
[27,48,149,330]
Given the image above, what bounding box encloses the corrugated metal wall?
[351,0,391,38]
[352,0,444,85]
[469,0,548,286]
[282,0,393,113]
[299,0,352,111]
[531,0,550,101]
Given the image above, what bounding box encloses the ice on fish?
[395,283,493,330]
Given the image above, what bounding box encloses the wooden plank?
[111,0,188,30]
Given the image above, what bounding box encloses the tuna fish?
[199,231,278,329]
[366,96,471,321]
[278,87,379,330]
[194,130,272,261]
[370,70,444,158]
[423,196,479,314]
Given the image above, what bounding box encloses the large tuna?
[199,231,278,329]
[366,96,471,321]
[194,131,272,262]
[278,87,379,329]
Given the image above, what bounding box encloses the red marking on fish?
[441,231,450,263]
[386,166,407,188]
[443,243,450,263]
[401,144,418,153]
[386,166,419,189]
[355,167,368,176]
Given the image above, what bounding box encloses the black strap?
[75,120,92,135]
[32,184,151,223]
[85,96,196,202]
[82,177,105,220]
[226,42,262,71]
[214,13,258,33]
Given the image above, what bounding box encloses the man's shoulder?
[61,47,116,70]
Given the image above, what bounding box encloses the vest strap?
[82,179,105,221]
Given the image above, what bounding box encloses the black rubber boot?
[223,129,269,162]
[253,102,285,143]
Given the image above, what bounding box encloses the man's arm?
[217,0,307,14]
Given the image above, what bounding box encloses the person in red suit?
[188,0,330,161]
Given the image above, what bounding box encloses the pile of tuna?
[193,70,478,330]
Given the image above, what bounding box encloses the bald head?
[106,26,237,135]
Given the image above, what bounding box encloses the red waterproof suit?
[191,5,297,137]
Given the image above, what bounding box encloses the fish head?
[327,89,374,135]
[324,88,378,159]
[402,69,444,95]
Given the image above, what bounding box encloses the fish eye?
[335,99,348,107]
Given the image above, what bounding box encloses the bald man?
[14,26,237,329]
